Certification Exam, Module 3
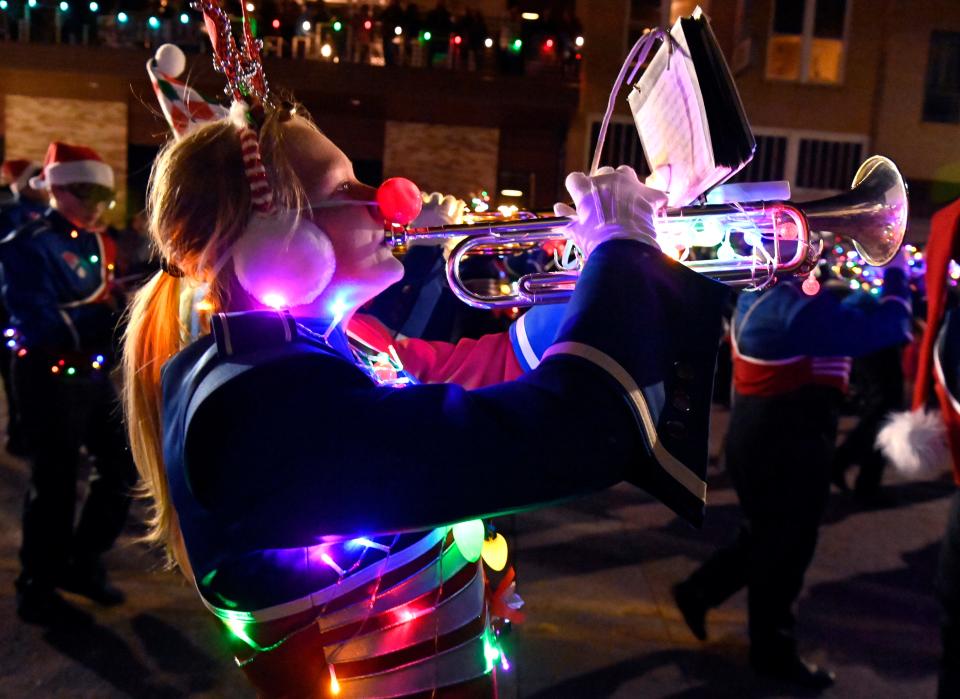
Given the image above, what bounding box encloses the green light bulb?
[452,519,484,562]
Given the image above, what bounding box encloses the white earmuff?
[232,209,336,308]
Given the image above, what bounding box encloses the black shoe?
[16,581,93,627]
[59,562,126,607]
[751,651,836,691]
[673,581,708,641]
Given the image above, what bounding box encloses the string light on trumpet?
[328,665,341,695]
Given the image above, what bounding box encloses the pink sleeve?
[396,333,524,389]
[348,314,523,389]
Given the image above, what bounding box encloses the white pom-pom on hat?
[876,409,951,477]
[154,43,187,78]
[232,211,336,309]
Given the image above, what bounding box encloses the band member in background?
[123,63,729,693]
[878,198,960,699]
[0,142,136,624]
[0,159,47,456]
[672,254,912,691]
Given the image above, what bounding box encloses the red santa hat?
[28,142,115,191]
[877,198,960,483]
[1,159,42,192]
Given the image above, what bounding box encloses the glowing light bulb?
[271,18,279,28]
[512,38,522,51]
[66,367,76,376]
[261,292,287,309]
[575,35,584,47]
[0,1,8,10]
[5,339,15,349]
[423,30,432,41]
[363,19,371,30]
[481,533,508,571]
[148,15,160,29]
[452,520,484,562]
[320,43,332,57]
[245,2,254,10]
[332,20,342,31]
[484,37,493,48]
[394,25,401,35]
[59,1,68,11]
[301,20,311,31]
[117,11,127,22]
[51,365,60,374]
[717,243,735,261]
[89,254,99,263]
[179,12,189,23]
[88,1,97,10]
[28,0,37,7]
[329,666,341,695]
[453,34,462,45]
[4,328,15,338]
[544,38,554,49]
[500,649,511,671]
[70,230,79,238]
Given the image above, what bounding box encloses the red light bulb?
[363,19,372,30]
[545,38,554,49]
[377,178,422,226]
[271,18,279,28]
[453,35,462,45]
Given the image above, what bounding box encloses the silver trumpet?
[384,156,908,310]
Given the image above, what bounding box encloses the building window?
[924,31,960,124]
[766,0,848,84]
[587,117,650,178]
[795,137,863,190]
[730,133,788,183]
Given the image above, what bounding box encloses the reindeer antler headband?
[191,0,270,108]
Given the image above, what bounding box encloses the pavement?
[0,408,954,698]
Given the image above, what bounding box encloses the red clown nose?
[377,177,422,226]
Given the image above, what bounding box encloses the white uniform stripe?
[515,312,540,370]
[543,341,707,502]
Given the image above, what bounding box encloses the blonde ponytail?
[122,108,319,577]
[122,270,193,574]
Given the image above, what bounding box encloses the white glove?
[555,165,666,259]
[410,191,467,230]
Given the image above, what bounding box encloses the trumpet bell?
[803,155,908,267]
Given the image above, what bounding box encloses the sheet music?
[628,21,724,206]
